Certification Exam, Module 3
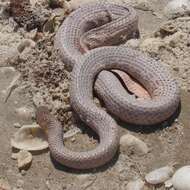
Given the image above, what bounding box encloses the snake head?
[36,106,51,131]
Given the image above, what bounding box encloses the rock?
[164,0,190,19]
[0,177,11,190]
[120,134,149,155]
[126,178,145,190]
[15,106,35,121]
[172,165,190,190]
[145,166,174,185]
[16,150,32,170]
[11,124,48,151]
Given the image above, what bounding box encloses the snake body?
[36,3,180,169]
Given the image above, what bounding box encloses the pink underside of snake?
[36,2,180,169]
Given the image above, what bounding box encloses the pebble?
[13,150,32,170]
[126,178,145,190]
[124,39,140,49]
[164,178,173,188]
[172,165,190,190]
[16,179,24,188]
[13,123,22,128]
[120,134,149,155]
[145,166,174,185]
[164,0,190,18]
[173,66,179,72]
[21,170,26,176]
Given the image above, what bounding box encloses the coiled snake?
[36,3,180,169]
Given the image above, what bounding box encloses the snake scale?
[36,2,180,169]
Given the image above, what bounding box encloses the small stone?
[173,66,179,72]
[165,179,173,188]
[145,166,174,185]
[21,170,26,176]
[125,39,140,49]
[120,134,149,155]
[182,73,187,79]
[126,178,145,190]
[71,137,76,142]
[13,123,21,128]
[172,165,190,190]
[17,150,32,170]
[11,153,19,160]
[16,179,24,188]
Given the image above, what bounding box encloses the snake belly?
[36,3,180,169]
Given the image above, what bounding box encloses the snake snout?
[36,106,50,130]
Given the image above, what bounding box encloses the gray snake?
[36,2,180,169]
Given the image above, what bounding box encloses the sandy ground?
[0,0,190,189]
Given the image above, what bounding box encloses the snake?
[36,2,180,169]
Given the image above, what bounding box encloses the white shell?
[172,166,190,190]
[15,106,35,121]
[11,124,48,151]
[126,179,145,190]
[145,166,174,185]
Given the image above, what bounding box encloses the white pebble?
[145,166,174,185]
[165,178,173,188]
[172,166,190,190]
[13,123,21,128]
[120,134,149,155]
[126,178,145,190]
